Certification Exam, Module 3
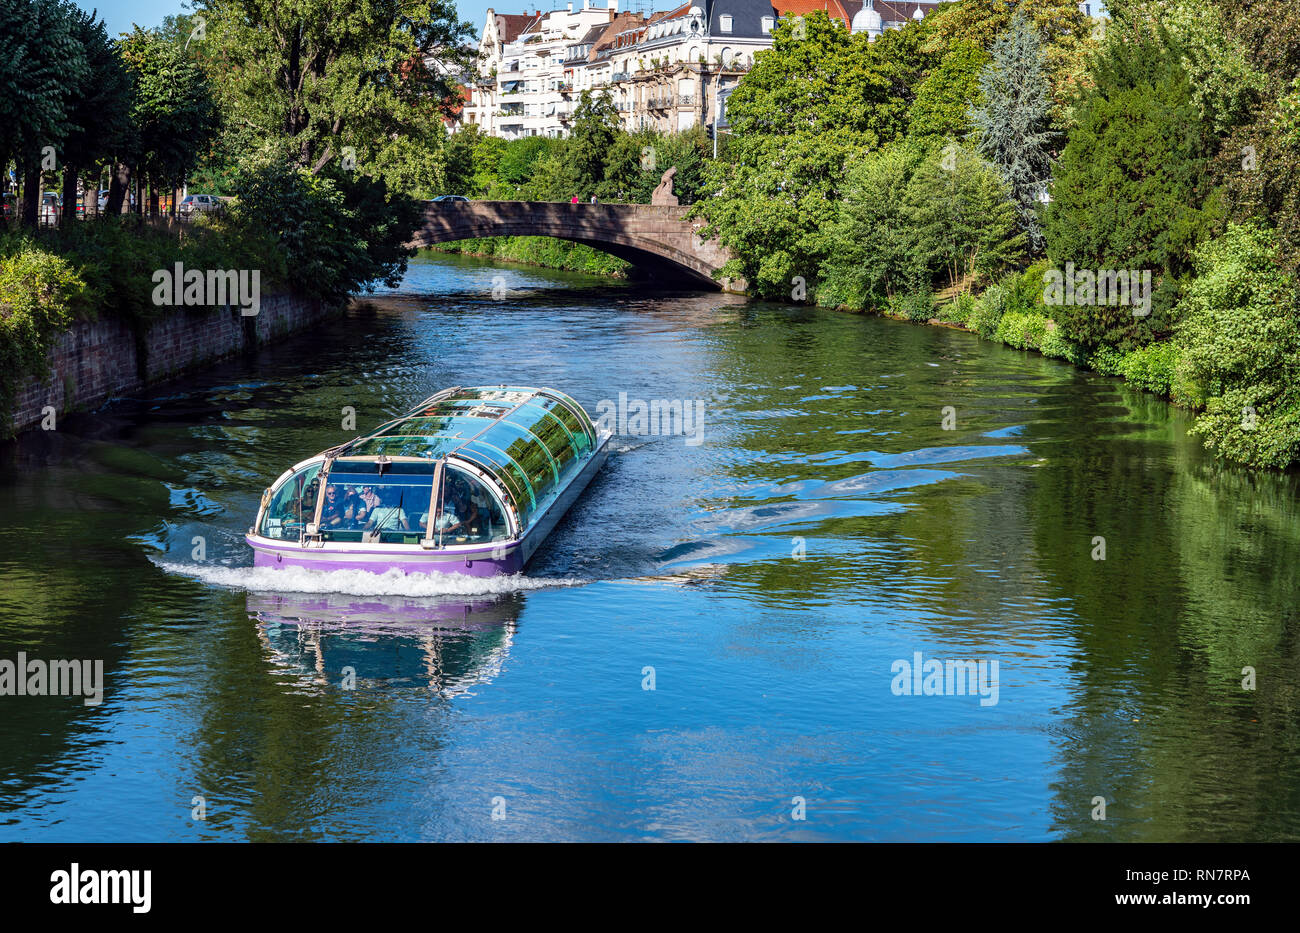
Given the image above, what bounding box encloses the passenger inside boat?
[366,488,412,532]
[320,485,348,528]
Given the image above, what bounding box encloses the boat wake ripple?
[155,560,587,597]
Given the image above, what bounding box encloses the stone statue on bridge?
[651,167,678,206]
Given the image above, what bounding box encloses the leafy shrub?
[901,289,936,322]
[1039,321,1086,364]
[970,284,1007,339]
[231,158,420,302]
[1176,222,1300,469]
[995,309,1048,349]
[945,290,977,325]
[0,243,89,424]
[1118,341,1181,397]
[1088,345,1126,376]
[436,237,630,277]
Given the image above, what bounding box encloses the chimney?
[609,0,618,10]
[567,2,573,9]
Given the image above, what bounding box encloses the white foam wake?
[155,560,586,597]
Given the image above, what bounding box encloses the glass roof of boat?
[334,386,597,525]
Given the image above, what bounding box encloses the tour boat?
[246,386,611,576]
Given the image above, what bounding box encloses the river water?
[1,251,1298,841]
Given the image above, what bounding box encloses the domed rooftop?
[851,0,883,36]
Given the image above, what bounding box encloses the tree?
[921,0,1092,116]
[119,27,220,214]
[818,142,928,309]
[1212,0,1300,271]
[696,13,931,295]
[198,0,472,176]
[0,0,88,225]
[1175,222,1300,469]
[908,40,989,141]
[599,127,711,204]
[230,157,420,301]
[903,144,1026,292]
[969,11,1055,253]
[1044,27,1219,347]
[58,8,133,220]
[498,136,560,189]
[567,90,619,198]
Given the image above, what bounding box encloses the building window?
[761,16,773,33]
[719,14,732,33]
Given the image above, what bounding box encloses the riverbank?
[431,236,630,278]
[7,292,338,436]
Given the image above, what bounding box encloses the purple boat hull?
[248,543,526,577]
[246,432,610,577]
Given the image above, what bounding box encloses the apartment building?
[463,0,945,140]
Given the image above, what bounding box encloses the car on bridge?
[432,195,469,202]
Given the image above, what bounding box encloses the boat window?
[259,463,322,540]
[539,390,596,449]
[342,434,464,459]
[486,420,561,504]
[457,442,535,524]
[503,400,580,480]
[318,467,436,545]
[434,467,510,547]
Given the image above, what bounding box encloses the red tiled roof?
[775,0,854,27]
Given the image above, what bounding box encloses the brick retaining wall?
[9,292,336,435]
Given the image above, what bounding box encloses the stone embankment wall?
[9,293,335,434]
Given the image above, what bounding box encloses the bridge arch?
[409,201,739,291]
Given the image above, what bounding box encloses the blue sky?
[80,0,510,41]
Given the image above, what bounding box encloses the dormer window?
[761,16,774,33]
[719,14,733,33]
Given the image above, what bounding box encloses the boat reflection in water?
[248,590,522,697]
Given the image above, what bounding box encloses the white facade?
[463,1,938,140]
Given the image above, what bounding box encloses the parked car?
[39,192,60,224]
[178,193,223,217]
[432,194,470,202]
[97,190,136,212]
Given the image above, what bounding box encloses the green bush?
[995,309,1048,349]
[970,284,1007,339]
[1088,345,1126,376]
[1118,341,1181,397]
[0,243,90,423]
[1039,322,1086,364]
[944,290,977,325]
[901,289,936,322]
[1176,222,1300,469]
[435,236,631,277]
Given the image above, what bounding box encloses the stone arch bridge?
[410,200,741,292]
